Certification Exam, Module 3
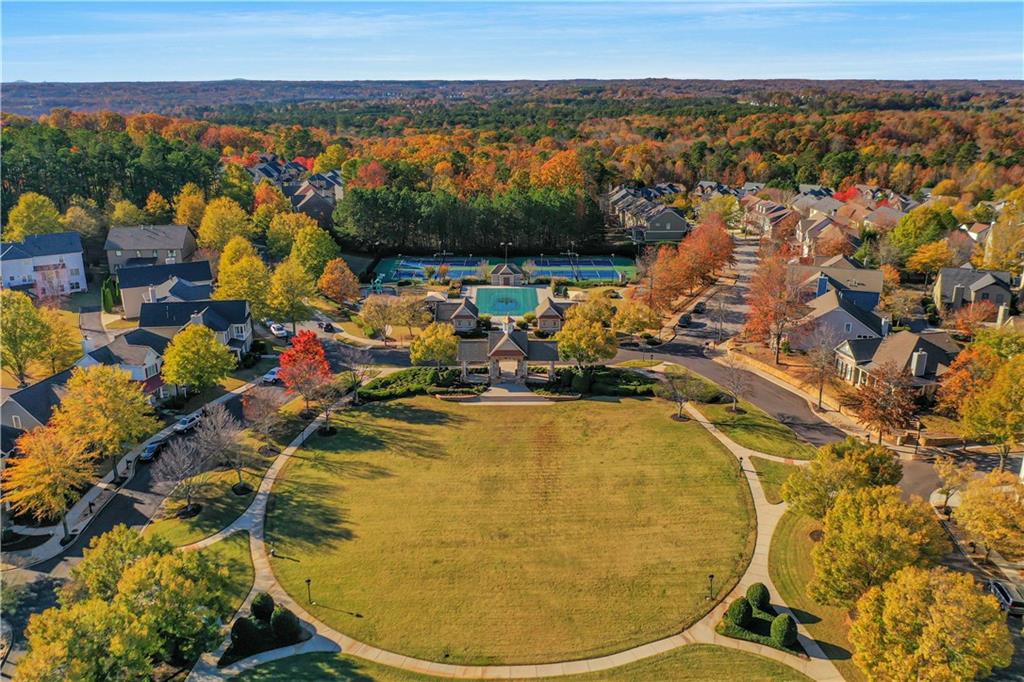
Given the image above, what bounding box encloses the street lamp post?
[500,242,511,264]
[305,577,312,604]
[706,573,715,600]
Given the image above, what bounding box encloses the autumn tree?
[279,330,332,410]
[173,182,206,229]
[253,180,290,212]
[743,252,805,363]
[959,355,1024,470]
[195,402,250,493]
[37,306,82,374]
[934,454,976,508]
[110,199,147,226]
[956,470,1024,559]
[267,211,319,258]
[268,258,315,333]
[360,295,402,346]
[5,192,62,241]
[721,352,751,412]
[698,194,741,231]
[154,437,214,515]
[161,325,236,395]
[242,385,286,454]
[313,143,348,173]
[654,368,706,418]
[811,486,948,605]
[290,224,340,278]
[219,162,255,209]
[849,566,1012,682]
[143,191,172,223]
[982,185,1024,273]
[61,204,105,245]
[318,257,361,305]
[905,239,955,283]
[215,253,271,319]
[817,231,855,258]
[937,344,1002,416]
[945,301,996,340]
[846,362,917,443]
[0,289,49,386]
[2,426,94,539]
[219,234,259,268]
[51,365,159,480]
[612,300,660,342]
[409,322,458,367]
[567,297,615,327]
[888,204,957,260]
[782,437,903,520]
[198,196,255,252]
[804,324,840,409]
[63,524,171,602]
[556,317,617,367]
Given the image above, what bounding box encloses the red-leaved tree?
[946,301,996,340]
[743,252,805,363]
[279,330,332,411]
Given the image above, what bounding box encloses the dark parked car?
[693,301,707,314]
[139,434,168,462]
[677,313,692,327]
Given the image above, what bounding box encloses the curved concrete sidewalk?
[186,399,844,681]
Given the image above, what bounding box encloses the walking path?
[183,396,844,681]
[1,379,262,571]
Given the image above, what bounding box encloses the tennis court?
[376,254,634,283]
[473,286,541,316]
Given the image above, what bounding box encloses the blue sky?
[2,1,1021,82]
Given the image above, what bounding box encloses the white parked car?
[261,367,281,384]
[173,413,202,433]
[269,323,288,338]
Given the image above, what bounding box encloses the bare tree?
[195,403,250,493]
[721,353,751,413]
[243,385,286,455]
[655,369,706,419]
[805,325,840,410]
[336,345,374,404]
[154,437,214,516]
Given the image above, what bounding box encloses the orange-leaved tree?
[279,330,332,411]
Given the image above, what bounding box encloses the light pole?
[706,574,715,600]
[305,577,312,604]
[500,242,511,264]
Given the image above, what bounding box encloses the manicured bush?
[251,592,275,622]
[271,605,304,644]
[570,372,593,394]
[229,617,266,656]
[359,367,466,402]
[746,582,770,611]
[522,312,536,324]
[725,597,752,628]
[771,613,797,647]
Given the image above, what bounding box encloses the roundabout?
[263,397,755,665]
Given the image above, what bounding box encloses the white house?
[0,232,88,296]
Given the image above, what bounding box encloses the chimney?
[81,336,93,354]
[817,273,829,296]
[910,350,928,377]
[189,312,204,327]
[997,304,1009,327]
[951,283,965,309]
[146,285,156,303]
[881,317,891,337]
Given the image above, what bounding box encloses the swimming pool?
[473,287,540,316]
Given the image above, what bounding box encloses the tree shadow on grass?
[264,478,356,551]
[365,401,467,427]
[235,653,378,681]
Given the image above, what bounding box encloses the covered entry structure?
[457,327,560,383]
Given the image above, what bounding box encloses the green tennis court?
[473,286,540,316]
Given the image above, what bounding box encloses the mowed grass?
[267,396,755,665]
[748,456,799,504]
[235,644,811,681]
[196,531,254,619]
[769,511,865,682]
[694,401,816,460]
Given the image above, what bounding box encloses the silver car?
[988,579,1024,617]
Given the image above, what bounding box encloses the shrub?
[271,605,304,644]
[251,592,275,622]
[515,320,529,330]
[725,597,752,628]
[746,583,770,611]
[229,617,269,656]
[358,367,465,402]
[771,613,797,647]
[522,312,536,324]
[570,372,593,394]
[250,339,267,354]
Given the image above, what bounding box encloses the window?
[115,250,123,256]
[135,250,142,257]
[844,322,853,333]
[70,268,80,276]
[981,292,990,301]
[70,282,80,291]
[11,415,21,429]
[152,250,159,257]
[233,324,246,338]
[145,364,158,378]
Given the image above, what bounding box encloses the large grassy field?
[769,511,865,682]
[267,396,755,665]
[235,644,811,681]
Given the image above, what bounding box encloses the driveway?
[78,305,113,346]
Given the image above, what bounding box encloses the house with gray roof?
[790,262,884,311]
[117,260,213,318]
[491,262,525,286]
[932,267,1012,313]
[604,184,691,244]
[76,330,176,402]
[104,225,197,272]
[789,290,887,351]
[534,298,576,333]
[431,297,480,332]
[1,231,87,296]
[0,369,73,434]
[139,300,253,358]
[834,330,959,394]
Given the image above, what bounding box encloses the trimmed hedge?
[251,592,274,622]
[220,594,308,667]
[358,367,483,402]
[746,583,770,611]
[271,605,304,643]
[552,367,657,397]
[771,613,797,647]
[725,598,752,628]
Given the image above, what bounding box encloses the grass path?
[266,396,755,665]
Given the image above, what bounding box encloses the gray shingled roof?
[117,260,212,289]
[1,232,83,261]
[936,268,1011,302]
[104,225,193,251]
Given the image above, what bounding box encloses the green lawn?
[198,531,254,619]
[235,644,811,681]
[267,396,755,665]
[768,511,865,682]
[748,456,799,504]
[695,401,816,460]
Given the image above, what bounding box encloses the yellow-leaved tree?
[5,192,63,241]
[161,325,237,397]
[268,257,315,333]
[51,365,160,480]
[409,322,458,367]
[198,196,255,252]
[850,566,1012,681]
[173,182,206,230]
[0,289,49,386]
[2,426,95,539]
[215,254,271,319]
[555,317,617,367]
[956,470,1024,560]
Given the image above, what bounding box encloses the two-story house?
[834,330,959,396]
[76,330,175,402]
[788,290,887,351]
[117,260,214,318]
[104,225,197,272]
[431,297,480,333]
[138,300,254,359]
[932,267,1013,313]
[1,232,88,296]
[534,298,576,333]
[790,262,884,311]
